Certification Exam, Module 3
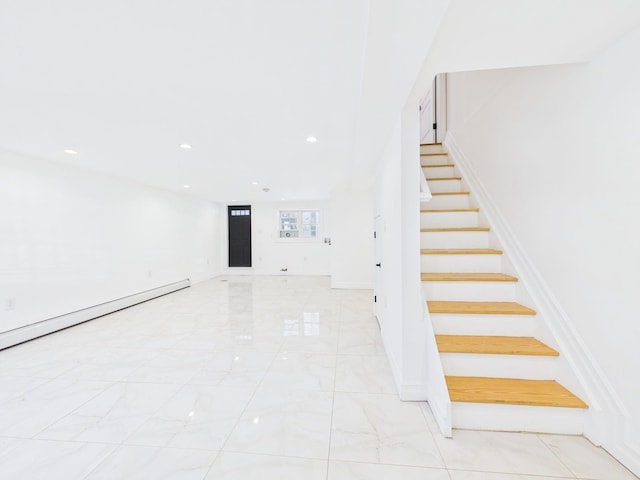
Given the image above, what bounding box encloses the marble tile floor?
[0,275,636,479]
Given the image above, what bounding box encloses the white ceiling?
[2,0,640,203]
[428,0,640,74]
[0,0,369,202]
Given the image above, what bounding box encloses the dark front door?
[228,205,252,267]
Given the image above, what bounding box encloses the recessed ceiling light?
[63,149,78,155]
[306,136,317,143]
[180,144,192,150]
[183,184,191,189]
[251,181,258,185]
[281,197,285,201]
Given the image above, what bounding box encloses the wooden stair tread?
[421,227,490,232]
[425,176,461,181]
[431,191,470,196]
[421,248,502,255]
[421,208,479,213]
[421,152,449,156]
[421,143,442,146]
[446,376,587,408]
[428,301,536,315]
[436,335,558,356]
[423,164,454,168]
[422,273,517,282]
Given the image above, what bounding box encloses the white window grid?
[279,210,319,239]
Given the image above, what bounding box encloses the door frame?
[420,73,447,144]
[227,205,252,268]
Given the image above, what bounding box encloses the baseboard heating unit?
[0,279,190,350]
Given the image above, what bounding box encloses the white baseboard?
[381,328,403,398]
[0,279,190,350]
[190,272,222,284]
[399,384,429,401]
[222,268,333,277]
[445,133,637,474]
[607,437,640,479]
[330,282,373,290]
[222,267,256,275]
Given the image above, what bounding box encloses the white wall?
[374,108,430,400]
[446,26,640,473]
[374,119,405,385]
[219,193,377,288]
[0,149,221,334]
[330,188,374,289]
[221,201,331,276]
[354,0,450,171]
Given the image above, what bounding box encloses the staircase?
[421,143,588,433]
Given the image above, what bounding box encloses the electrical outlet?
[5,298,16,311]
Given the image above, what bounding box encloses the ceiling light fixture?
[63,149,78,155]
[306,136,317,143]
[183,184,191,189]
[251,181,258,185]
[180,144,192,150]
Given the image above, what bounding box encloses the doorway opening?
[228,205,252,267]
[420,73,447,144]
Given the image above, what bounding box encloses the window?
[230,209,250,216]
[279,210,319,239]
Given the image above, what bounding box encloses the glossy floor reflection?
[0,276,636,479]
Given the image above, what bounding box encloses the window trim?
[277,209,321,243]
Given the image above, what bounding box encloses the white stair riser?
[451,402,585,434]
[424,195,470,209]
[441,353,558,380]
[420,144,445,154]
[421,154,450,165]
[422,281,517,301]
[421,231,489,249]
[423,166,456,179]
[421,211,478,228]
[431,313,536,337]
[426,179,462,193]
[421,254,502,273]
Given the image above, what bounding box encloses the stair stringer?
[418,145,452,438]
[420,293,452,437]
[444,133,634,466]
